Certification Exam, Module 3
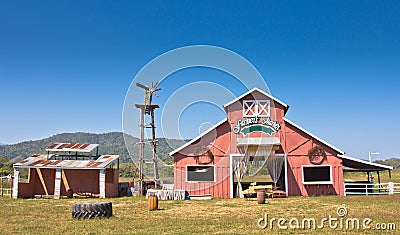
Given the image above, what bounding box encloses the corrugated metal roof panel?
[47,143,59,149]
[79,144,89,149]
[14,155,119,170]
[45,143,99,153]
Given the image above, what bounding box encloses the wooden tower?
[135,82,160,196]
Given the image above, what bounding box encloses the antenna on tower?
[135,81,161,196]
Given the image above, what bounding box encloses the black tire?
[72,202,112,219]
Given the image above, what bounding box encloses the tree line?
[0,132,187,178]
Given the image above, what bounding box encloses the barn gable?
[283,117,344,157]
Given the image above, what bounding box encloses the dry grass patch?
[0,195,400,234]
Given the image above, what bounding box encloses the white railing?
[393,183,400,193]
[1,175,13,198]
[344,182,400,196]
[0,188,13,197]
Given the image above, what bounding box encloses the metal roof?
[45,143,99,153]
[14,154,119,170]
[339,154,393,171]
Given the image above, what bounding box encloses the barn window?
[243,100,270,117]
[186,165,215,182]
[302,165,332,184]
[18,168,30,183]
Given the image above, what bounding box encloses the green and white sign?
[232,117,281,136]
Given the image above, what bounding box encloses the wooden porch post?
[99,169,105,198]
[284,154,288,197]
[12,168,19,199]
[54,168,61,199]
[377,171,381,193]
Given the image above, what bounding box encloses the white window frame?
[186,165,216,183]
[243,100,270,117]
[302,165,332,185]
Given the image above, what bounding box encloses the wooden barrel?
[148,195,158,211]
[257,190,266,204]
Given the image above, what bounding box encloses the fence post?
[389,182,394,195]
[343,182,346,196]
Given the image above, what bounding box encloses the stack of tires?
[72,202,112,219]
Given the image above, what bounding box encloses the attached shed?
[13,143,119,199]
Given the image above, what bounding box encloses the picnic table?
[242,183,273,198]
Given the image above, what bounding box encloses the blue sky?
[1,1,399,160]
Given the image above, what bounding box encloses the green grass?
[1,195,400,234]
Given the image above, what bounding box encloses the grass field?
[1,194,400,234]
[1,169,399,234]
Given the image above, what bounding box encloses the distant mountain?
[374,158,400,169]
[0,132,187,164]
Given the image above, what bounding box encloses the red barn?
[170,88,392,198]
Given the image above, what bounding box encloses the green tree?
[0,156,13,176]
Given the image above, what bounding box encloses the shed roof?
[14,154,119,170]
[45,143,99,153]
[339,155,393,171]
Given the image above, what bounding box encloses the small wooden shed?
[12,143,119,199]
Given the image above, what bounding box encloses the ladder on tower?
[135,81,161,196]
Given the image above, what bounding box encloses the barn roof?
[223,87,289,113]
[169,118,228,156]
[13,154,119,170]
[283,117,345,155]
[170,88,289,156]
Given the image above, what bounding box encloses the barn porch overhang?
[236,137,281,157]
[340,155,395,196]
[339,155,393,172]
[237,137,280,146]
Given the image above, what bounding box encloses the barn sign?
[232,116,281,136]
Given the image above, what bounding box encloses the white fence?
[344,182,400,196]
[0,188,12,197]
[1,175,13,198]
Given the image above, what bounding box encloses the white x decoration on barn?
[243,100,270,117]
